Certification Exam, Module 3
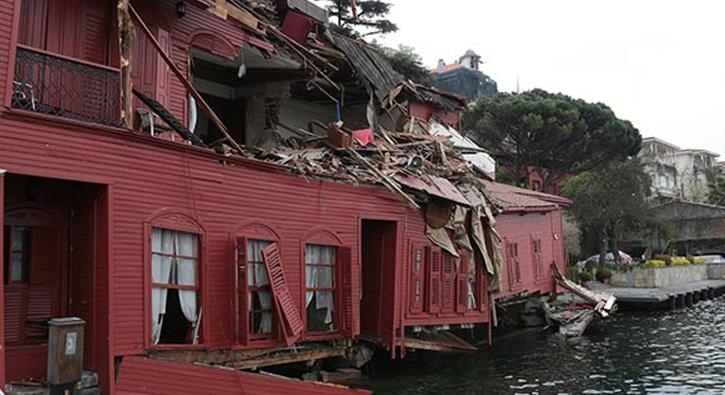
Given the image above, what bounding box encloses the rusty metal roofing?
[481,180,565,212]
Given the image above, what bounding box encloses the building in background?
[638,137,720,202]
[432,50,498,102]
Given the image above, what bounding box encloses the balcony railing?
[12,45,121,127]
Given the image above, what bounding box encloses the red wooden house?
[0,0,570,393]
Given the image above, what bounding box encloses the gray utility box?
[47,317,86,385]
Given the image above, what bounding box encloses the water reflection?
[364,298,725,394]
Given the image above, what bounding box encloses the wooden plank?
[228,347,346,370]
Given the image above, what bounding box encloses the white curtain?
[151,229,174,344]
[151,228,199,344]
[305,245,335,325]
[257,292,273,333]
[176,232,198,325]
[248,240,272,334]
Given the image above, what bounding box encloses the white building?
[638,137,720,202]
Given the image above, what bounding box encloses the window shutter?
[426,247,441,314]
[441,252,455,312]
[513,242,521,284]
[4,288,23,344]
[338,247,358,338]
[409,244,424,314]
[261,243,303,346]
[456,253,469,313]
[155,28,170,108]
[235,237,248,345]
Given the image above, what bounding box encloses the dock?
[588,280,725,310]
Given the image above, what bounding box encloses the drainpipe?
[0,168,5,388]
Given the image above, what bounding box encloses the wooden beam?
[118,0,134,128]
[128,3,244,153]
[227,348,346,370]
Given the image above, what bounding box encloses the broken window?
[246,239,276,337]
[305,244,336,332]
[151,228,200,345]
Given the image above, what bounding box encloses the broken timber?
[128,3,244,153]
[552,264,617,318]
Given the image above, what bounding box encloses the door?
[4,209,63,382]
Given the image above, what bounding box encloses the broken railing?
[12,45,121,126]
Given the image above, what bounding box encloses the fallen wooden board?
[228,347,346,370]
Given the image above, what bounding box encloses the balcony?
[12,45,121,127]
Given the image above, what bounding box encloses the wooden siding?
[116,356,371,395]
[494,210,567,300]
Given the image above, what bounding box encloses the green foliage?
[645,259,666,268]
[377,44,432,84]
[565,265,579,282]
[671,257,691,266]
[325,0,398,38]
[562,158,651,260]
[463,89,642,189]
[709,174,725,206]
[579,271,593,283]
[595,267,613,282]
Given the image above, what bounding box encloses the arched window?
[232,222,281,345]
[145,210,204,346]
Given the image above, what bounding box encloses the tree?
[562,159,651,265]
[324,0,398,38]
[463,89,642,192]
[709,174,725,206]
[378,44,432,84]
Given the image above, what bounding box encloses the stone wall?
[610,265,710,288]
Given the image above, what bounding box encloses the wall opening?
[360,220,397,339]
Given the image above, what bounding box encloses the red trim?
[143,213,206,350]
[0,171,5,387]
[4,0,22,109]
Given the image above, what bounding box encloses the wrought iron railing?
[12,45,121,126]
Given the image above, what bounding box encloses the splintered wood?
[552,264,617,318]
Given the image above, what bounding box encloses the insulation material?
[426,225,459,258]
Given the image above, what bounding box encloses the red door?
[4,223,62,381]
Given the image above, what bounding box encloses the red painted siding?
[116,356,371,395]
[494,210,567,300]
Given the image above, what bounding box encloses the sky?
[367,0,725,158]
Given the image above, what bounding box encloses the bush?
[671,257,691,266]
[579,271,593,283]
[566,265,579,282]
[596,267,613,282]
[692,257,705,265]
[645,259,666,268]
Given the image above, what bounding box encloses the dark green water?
[364,298,725,394]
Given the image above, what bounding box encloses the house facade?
[432,50,498,102]
[0,1,568,393]
[639,137,720,202]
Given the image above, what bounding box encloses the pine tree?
[325,0,398,38]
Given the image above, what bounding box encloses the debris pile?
[545,265,617,336]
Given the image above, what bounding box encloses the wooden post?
[128,4,244,153]
[118,0,134,129]
[0,169,5,387]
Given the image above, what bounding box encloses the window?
[305,244,336,332]
[246,239,276,338]
[7,227,30,283]
[151,228,200,345]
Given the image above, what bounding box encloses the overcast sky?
[369,0,725,158]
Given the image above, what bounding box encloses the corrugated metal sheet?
[331,33,403,103]
[116,356,371,395]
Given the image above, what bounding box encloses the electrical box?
[47,317,86,386]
